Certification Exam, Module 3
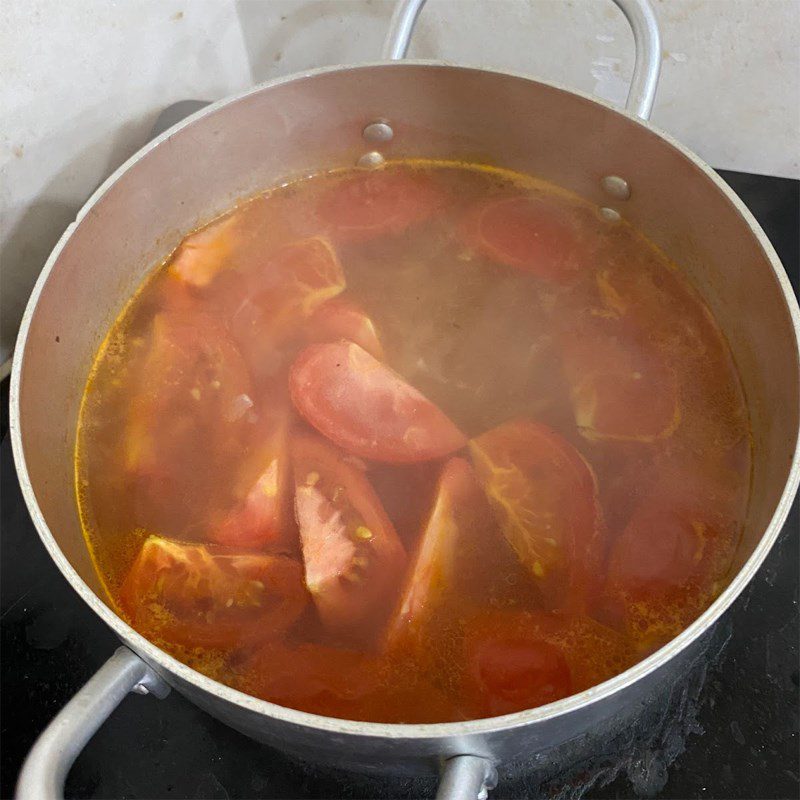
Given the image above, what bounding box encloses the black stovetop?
[1,170,798,800]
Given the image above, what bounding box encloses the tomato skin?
[469,419,605,612]
[240,641,382,718]
[291,434,407,635]
[603,493,736,648]
[462,196,585,283]
[316,169,444,244]
[463,611,572,717]
[304,298,384,360]
[210,410,294,551]
[560,316,680,443]
[386,457,492,647]
[290,341,467,463]
[463,610,634,718]
[119,536,308,650]
[240,640,455,722]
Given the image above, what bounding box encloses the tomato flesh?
[469,419,605,611]
[119,536,308,650]
[290,341,467,463]
[316,169,443,244]
[291,435,407,635]
[304,298,384,359]
[462,196,584,283]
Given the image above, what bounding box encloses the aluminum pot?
[11,1,800,798]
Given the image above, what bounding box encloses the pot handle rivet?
[363,121,394,142]
[357,151,387,168]
[601,175,631,200]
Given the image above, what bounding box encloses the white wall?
[2,0,798,365]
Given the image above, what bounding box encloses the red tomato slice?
[291,434,407,635]
[560,317,680,443]
[119,536,308,650]
[124,307,253,478]
[168,213,240,288]
[463,610,633,717]
[462,196,585,283]
[290,341,467,463]
[210,410,294,551]
[304,298,384,360]
[386,457,493,647]
[603,494,737,648]
[469,420,605,611]
[316,169,444,244]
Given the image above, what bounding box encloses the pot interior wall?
[17,64,798,604]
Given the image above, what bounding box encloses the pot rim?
[10,60,800,742]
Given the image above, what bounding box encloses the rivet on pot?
[363,121,394,142]
[357,151,386,168]
[600,207,622,222]
[601,175,631,200]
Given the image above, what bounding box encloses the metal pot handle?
[437,755,498,800]
[14,646,495,800]
[382,0,662,121]
[15,647,169,800]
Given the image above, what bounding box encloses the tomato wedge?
[291,435,407,635]
[225,237,347,383]
[239,641,383,718]
[462,196,585,283]
[253,236,346,318]
[290,341,467,463]
[560,317,680,443]
[240,639,455,722]
[469,420,605,611]
[466,631,570,717]
[210,410,294,551]
[168,213,240,288]
[124,308,253,474]
[119,536,308,650]
[463,610,633,717]
[603,494,737,649]
[386,458,494,647]
[304,298,384,360]
[316,169,444,244]
[123,308,254,537]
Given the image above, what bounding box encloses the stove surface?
[1,170,797,800]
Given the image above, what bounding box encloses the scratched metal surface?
[1,170,797,799]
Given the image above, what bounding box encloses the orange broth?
[75,161,751,723]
